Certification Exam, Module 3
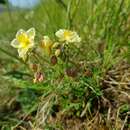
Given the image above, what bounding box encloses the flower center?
[17,33,30,48]
[63,31,72,39]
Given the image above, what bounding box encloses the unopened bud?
[55,49,61,57]
[51,55,57,65]
[33,72,44,83]
[52,42,60,48]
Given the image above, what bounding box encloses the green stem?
[55,0,67,11]
[0,47,32,72]
[71,0,80,24]
[0,47,25,64]
[5,0,14,27]
[66,0,80,29]
[67,0,73,29]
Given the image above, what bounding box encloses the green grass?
[0,0,130,129]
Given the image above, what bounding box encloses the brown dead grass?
[44,60,130,130]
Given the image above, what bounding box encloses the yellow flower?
[55,29,81,43]
[41,36,53,55]
[11,28,35,60]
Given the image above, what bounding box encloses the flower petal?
[27,42,34,49]
[68,32,81,43]
[11,39,20,48]
[26,27,35,40]
[16,29,28,44]
[18,48,28,59]
[43,36,53,47]
[55,29,65,41]
[16,29,25,39]
[55,29,81,43]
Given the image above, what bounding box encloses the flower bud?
[55,49,61,57]
[40,36,53,55]
[51,55,57,65]
[52,42,60,48]
[33,72,44,83]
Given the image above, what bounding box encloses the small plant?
[11,28,81,83]
[0,0,130,129]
